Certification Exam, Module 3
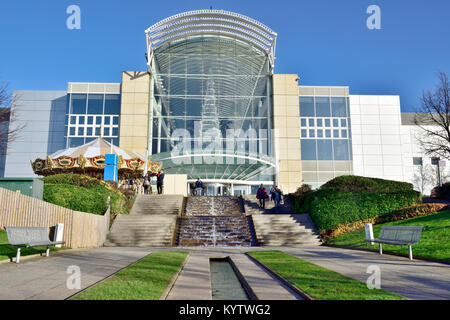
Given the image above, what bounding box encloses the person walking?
[195,178,203,196]
[274,186,282,209]
[256,184,268,209]
[156,169,165,194]
[270,186,275,202]
[143,174,150,194]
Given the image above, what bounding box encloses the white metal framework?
[145,9,277,71]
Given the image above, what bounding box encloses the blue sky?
[1,0,450,112]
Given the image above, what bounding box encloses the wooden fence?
[0,187,110,248]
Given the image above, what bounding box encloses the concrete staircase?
[104,195,184,247]
[251,214,321,246]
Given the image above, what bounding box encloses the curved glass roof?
[145,9,277,70]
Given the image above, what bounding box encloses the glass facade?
[299,93,353,188]
[65,93,121,147]
[149,35,275,181]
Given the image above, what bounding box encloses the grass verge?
[248,250,405,300]
[0,230,66,261]
[327,210,450,262]
[71,251,188,300]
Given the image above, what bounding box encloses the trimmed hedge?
[296,189,421,231]
[42,174,130,215]
[320,175,414,193]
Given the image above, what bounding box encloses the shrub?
[320,175,414,193]
[307,189,421,231]
[434,182,450,200]
[291,184,313,198]
[42,174,130,215]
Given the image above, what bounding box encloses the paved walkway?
[0,245,448,300]
[0,247,152,300]
[277,246,450,300]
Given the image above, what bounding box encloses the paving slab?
[0,247,153,300]
[166,253,212,300]
[277,246,450,300]
[230,254,302,300]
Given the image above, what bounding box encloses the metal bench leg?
[408,245,413,261]
[16,248,21,264]
[379,243,383,255]
[46,246,50,257]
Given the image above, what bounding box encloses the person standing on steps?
[143,173,150,194]
[195,177,203,196]
[274,186,282,210]
[256,184,268,209]
[270,186,276,202]
[156,169,165,194]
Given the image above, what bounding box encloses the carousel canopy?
[50,137,143,160]
[31,137,162,178]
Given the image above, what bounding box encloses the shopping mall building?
[2,10,447,195]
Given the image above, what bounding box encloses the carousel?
[30,137,162,179]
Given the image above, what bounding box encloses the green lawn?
[0,230,66,261]
[72,251,188,300]
[248,250,405,300]
[327,210,450,262]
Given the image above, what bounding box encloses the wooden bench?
[3,226,65,263]
[369,226,424,260]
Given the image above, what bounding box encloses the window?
[78,127,84,136]
[331,97,347,117]
[315,97,331,117]
[325,129,331,138]
[104,128,110,136]
[301,140,316,160]
[333,119,339,127]
[309,129,315,138]
[309,119,315,127]
[78,116,85,125]
[86,127,93,136]
[301,118,307,127]
[301,129,307,138]
[341,130,347,138]
[87,94,103,114]
[113,117,119,125]
[325,119,331,127]
[300,97,315,117]
[71,94,87,114]
[104,117,111,125]
[87,116,94,125]
[316,119,323,127]
[317,139,333,160]
[104,94,121,115]
[333,140,350,160]
[70,127,76,135]
[413,157,423,165]
[112,128,119,136]
[317,129,323,138]
[333,129,339,138]
[70,116,77,124]
[341,119,347,127]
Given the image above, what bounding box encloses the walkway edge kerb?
[324,244,450,266]
[244,252,314,301]
[227,256,258,300]
[64,251,155,300]
[160,252,190,300]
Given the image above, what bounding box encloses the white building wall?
[349,95,405,182]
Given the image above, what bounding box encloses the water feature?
[210,257,252,300]
[176,196,254,247]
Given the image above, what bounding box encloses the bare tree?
[0,81,24,154]
[414,72,450,160]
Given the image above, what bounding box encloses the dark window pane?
[96,117,102,124]
[315,97,330,117]
[333,140,349,160]
[69,137,84,147]
[341,119,347,127]
[104,128,110,136]
[325,129,331,138]
[87,116,93,125]
[113,117,119,125]
[78,127,84,136]
[325,119,331,127]
[333,129,339,138]
[104,117,110,125]
[317,119,323,127]
[413,157,423,165]
[300,97,314,117]
[301,129,307,138]
[309,119,315,127]
[78,116,85,125]
[70,127,76,135]
[112,128,119,136]
[70,116,76,124]
[71,94,87,114]
[301,119,307,127]
[86,127,93,136]
[317,129,323,138]
[317,139,333,160]
[95,127,101,136]
[301,139,316,160]
[309,129,315,138]
[333,119,339,127]
[341,130,347,138]
[332,97,347,117]
[87,94,103,114]
[105,94,121,115]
